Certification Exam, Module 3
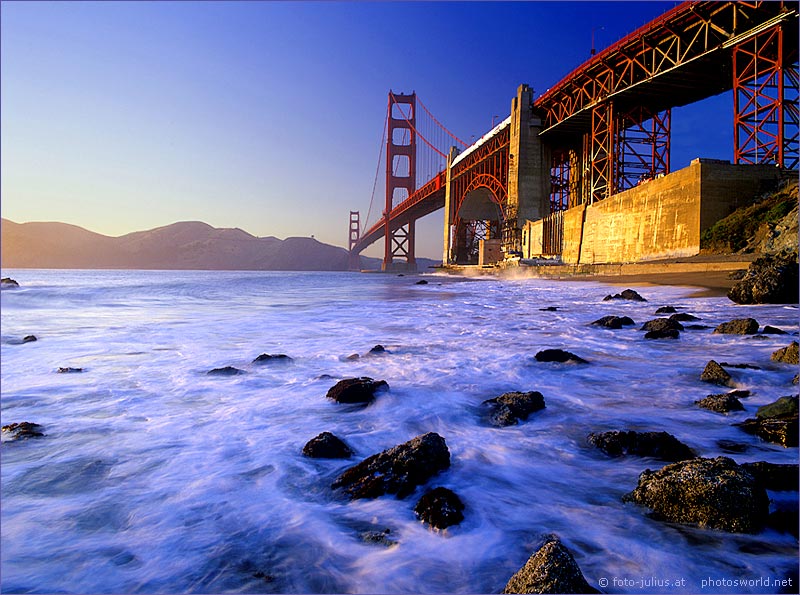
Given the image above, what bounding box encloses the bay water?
[1,269,797,593]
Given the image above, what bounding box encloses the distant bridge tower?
[348,211,361,270]
[384,91,417,271]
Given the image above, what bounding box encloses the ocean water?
[1,269,797,594]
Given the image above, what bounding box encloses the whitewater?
[1,269,797,594]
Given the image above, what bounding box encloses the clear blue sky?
[1,1,733,259]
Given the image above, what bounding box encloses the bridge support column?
[506,84,550,255]
[442,146,460,265]
[348,211,361,271]
[589,101,615,204]
[383,92,418,271]
[733,22,799,169]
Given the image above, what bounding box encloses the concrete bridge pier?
[505,84,551,255]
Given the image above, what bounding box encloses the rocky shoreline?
[2,268,798,593]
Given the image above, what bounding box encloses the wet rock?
[622,456,769,533]
[728,269,747,280]
[326,377,388,404]
[763,325,788,335]
[539,306,558,312]
[207,366,244,376]
[794,374,799,386]
[482,391,546,427]
[359,529,398,547]
[669,312,700,322]
[713,318,760,335]
[757,396,798,419]
[700,360,734,387]
[739,462,798,491]
[22,335,37,343]
[737,417,798,447]
[2,422,44,441]
[728,249,799,304]
[587,430,694,462]
[719,362,761,370]
[603,289,646,302]
[57,367,84,374]
[534,349,588,364]
[644,329,680,339]
[590,315,635,329]
[686,324,713,330]
[345,353,360,361]
[332,432,450,500]
[771,341,799,365]
[502,536,599,594]
[767,510,799,538]
[368,345,387,354]
[1,277,19,288]
[695,393,745,413]
[415,279,429,285]
[414,487,465,529]
[641,318,684,333]
[655,306,677,314]
[252,353,293,364]
[302,432,353,459]
[717,440,748,454]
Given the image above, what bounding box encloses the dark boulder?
[644,329,680,339]
[655,306,677,314]
[22,335,37,343]
[771,341,799,365]
[2,422,44,441]
[414,487,465,529]
[622,456,769,533]
[539,306,559,312]
[763,325,788,335]
[482,391,546,427]
[695,393,745,413]
[332,432,450,499]
[326,377,388,404]
[669,312,700,322]
[415,279,429,285]
[302,432,353,459]
[368,345,387,354]
[737,417,798,447]
[700,360,734,387]
[1,277,19,288]
[767,510,799,538]
[641,318,684,333]
[503,536,599,594]
[686,324,713,330]
[344,353,360,361]
[252,353,293,364]
[359,529,398,547]
[717,440,749,454]
[713,318,760,335]
[757,395,798,419]
[590,315,635,329]
[207,366,244,376]
[57,367,84,374]
[740,462,798,491]
[534,349,588,364]
[603,289,646,302]
[719,362,761,370]
[728,249,799,304]
[587,430,694,462]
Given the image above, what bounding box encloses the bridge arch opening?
[453,179,505,265]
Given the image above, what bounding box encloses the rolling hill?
[0,219,439,271]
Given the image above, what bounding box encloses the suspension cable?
[417,95,468,147]
[364,114,388,232]
[389,94,448,158]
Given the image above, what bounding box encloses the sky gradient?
[2,1,734,259]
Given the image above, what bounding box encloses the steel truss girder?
[733,23,799,169]
[590,102,615,204]
[550,149,570,212]
[616,106,671,191]
[536,1,798,134]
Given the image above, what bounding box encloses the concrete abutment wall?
[521,159,782,264]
